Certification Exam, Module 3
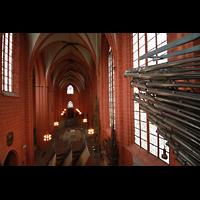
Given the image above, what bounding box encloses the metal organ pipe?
[124,33,200,166]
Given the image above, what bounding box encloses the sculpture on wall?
[103,125,119,166]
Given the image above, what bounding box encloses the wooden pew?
[75,145,90,166]
[46,142,57,166]
[61,150,72,166]
[47,154,57,166]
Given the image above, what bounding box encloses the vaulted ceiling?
[28,33,105,92]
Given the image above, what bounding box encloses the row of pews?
[46,134,90,166]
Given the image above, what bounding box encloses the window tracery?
[108,47,115,129]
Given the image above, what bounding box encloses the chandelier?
[44,132,52,141]
[88,128,94,135]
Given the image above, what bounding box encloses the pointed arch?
[67,85,74,94]
[67,101,73,108]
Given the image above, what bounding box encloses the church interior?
[0,33,200,166]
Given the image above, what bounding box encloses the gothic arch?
[67,100,74,108]
[3,150,19,166]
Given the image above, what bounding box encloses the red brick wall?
[34,55,50,148]
[98,33,134,165]
[98,33,198,166]
[0,33,34,166]
[115,33,134,165]
[99,34,110,146]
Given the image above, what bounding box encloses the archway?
[67,101,74,118]
[4,150,18,166]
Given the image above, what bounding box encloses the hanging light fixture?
[76,108,82,114]
[54,122,59,126]
[44,132,52,141]
[88,128,94,135]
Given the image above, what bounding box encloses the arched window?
[67,85,74,94]
[67,101,73,108]
[133,33,169,164]
[108,46,115,129]
[1,33,13,92]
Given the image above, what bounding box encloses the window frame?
[108,46,115,129]
[67,84,74,94]
[133,33,169,164]
[67,100,73,108]
[1,33,13,93]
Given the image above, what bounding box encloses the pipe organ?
[124,33,200,166]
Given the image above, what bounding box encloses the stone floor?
[35,118,104,166]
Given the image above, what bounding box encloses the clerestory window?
[1,33,13,92]
[67,84,74,94]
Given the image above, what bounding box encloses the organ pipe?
[125,33,200,166]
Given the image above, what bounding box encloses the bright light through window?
[2,33,13,92]
[133,33,169,164]
[67,101,73,108]
[108,46,115,129]
[67,85,74,94]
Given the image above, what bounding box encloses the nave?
[1,33,200,166]
[35,118,104,166]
